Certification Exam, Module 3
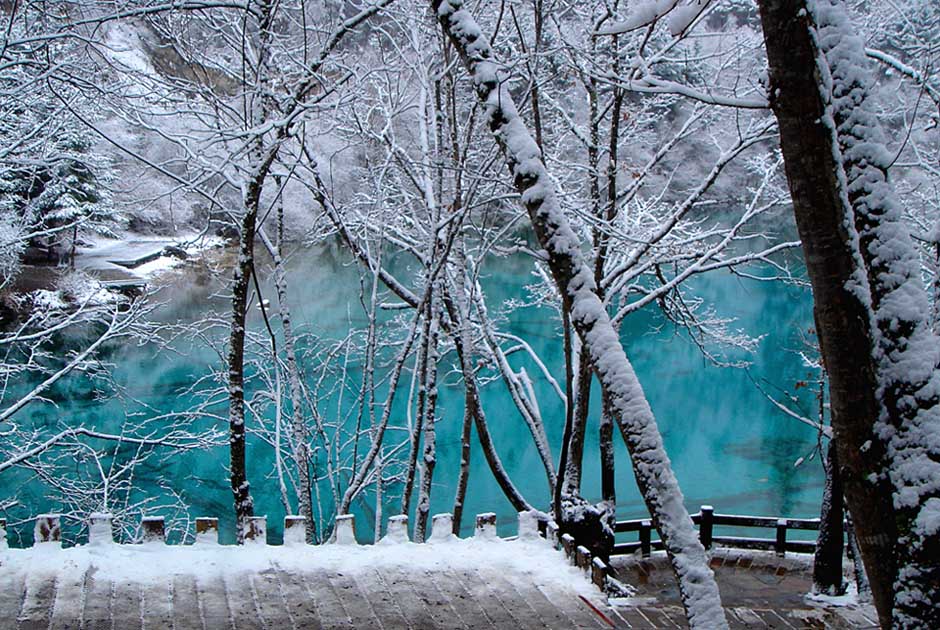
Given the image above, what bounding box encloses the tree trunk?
[450,245,475,534]
[474,286,556,490]
[268,207,314,540]
[845,513,871,602]
[434,2,726,626]
[227,185,259,541]
[810,3,940,624]
[564,350,592,497]
[813,441,845,595]
[414,304,440,543]
[309,157,531,517]
[442,286,532,517]
[401,313,431,516]
[452,394,473,534]
[756,1,900,624]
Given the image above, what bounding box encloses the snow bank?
[0,536,598,598]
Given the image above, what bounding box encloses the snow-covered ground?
[1,536,596,596]
[0,534,618,629]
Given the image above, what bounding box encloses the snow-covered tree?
[0,14,120,280]
[757,0,940,626]
[432,0,728,626]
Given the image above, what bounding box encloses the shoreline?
[1,233,229,323]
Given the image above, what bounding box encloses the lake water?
[3,244,823,545]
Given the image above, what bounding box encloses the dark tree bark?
[756,1,901,624]
[813,441,845,595]
[227,183,259,541]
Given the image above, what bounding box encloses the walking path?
[0,518,881,629]
[0,536,618,630]
[610,549,879,629]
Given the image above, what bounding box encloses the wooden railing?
[536,518,611,592]
[613,505,824,558]
[1,510,555,551]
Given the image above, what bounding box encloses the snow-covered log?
[432,1,726,626]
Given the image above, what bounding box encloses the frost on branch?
[598,0,711,37]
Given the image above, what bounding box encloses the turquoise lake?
[3,244,823,545]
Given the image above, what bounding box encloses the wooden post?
[35,514,61,545]
[561,533,576,562]
[591,557,608,590]
[546,520,559,548]
[141,516,165,544]
[195,518,219,545]
[385,515,409,544]
[517,510,540,541]
[775,518,788,557]
[700,505,714,550]
[88,513,113,545]
[474,512,497,540]
[283,516,306,547]
[334,514,357,545]
[243,516,266,544]
[640,520,652,558]
[430,513,454,543]
[576,545,592,571]
[0,518,6,550]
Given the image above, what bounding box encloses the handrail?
[613,505,836,558]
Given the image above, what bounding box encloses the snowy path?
[0,535,884,628]
[0,538,619,629]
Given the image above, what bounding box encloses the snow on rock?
[333,514,357,545]
[429,513,458,543]
[16,270,122,317]
[517,510,542,541]
[77,233,223,281]
[88,513,114,547]
[58,271,120,306]
[21,289,68,313]
[380,515,409,545]
[103,22,158,77]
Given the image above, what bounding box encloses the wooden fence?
[613,505,825,558]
